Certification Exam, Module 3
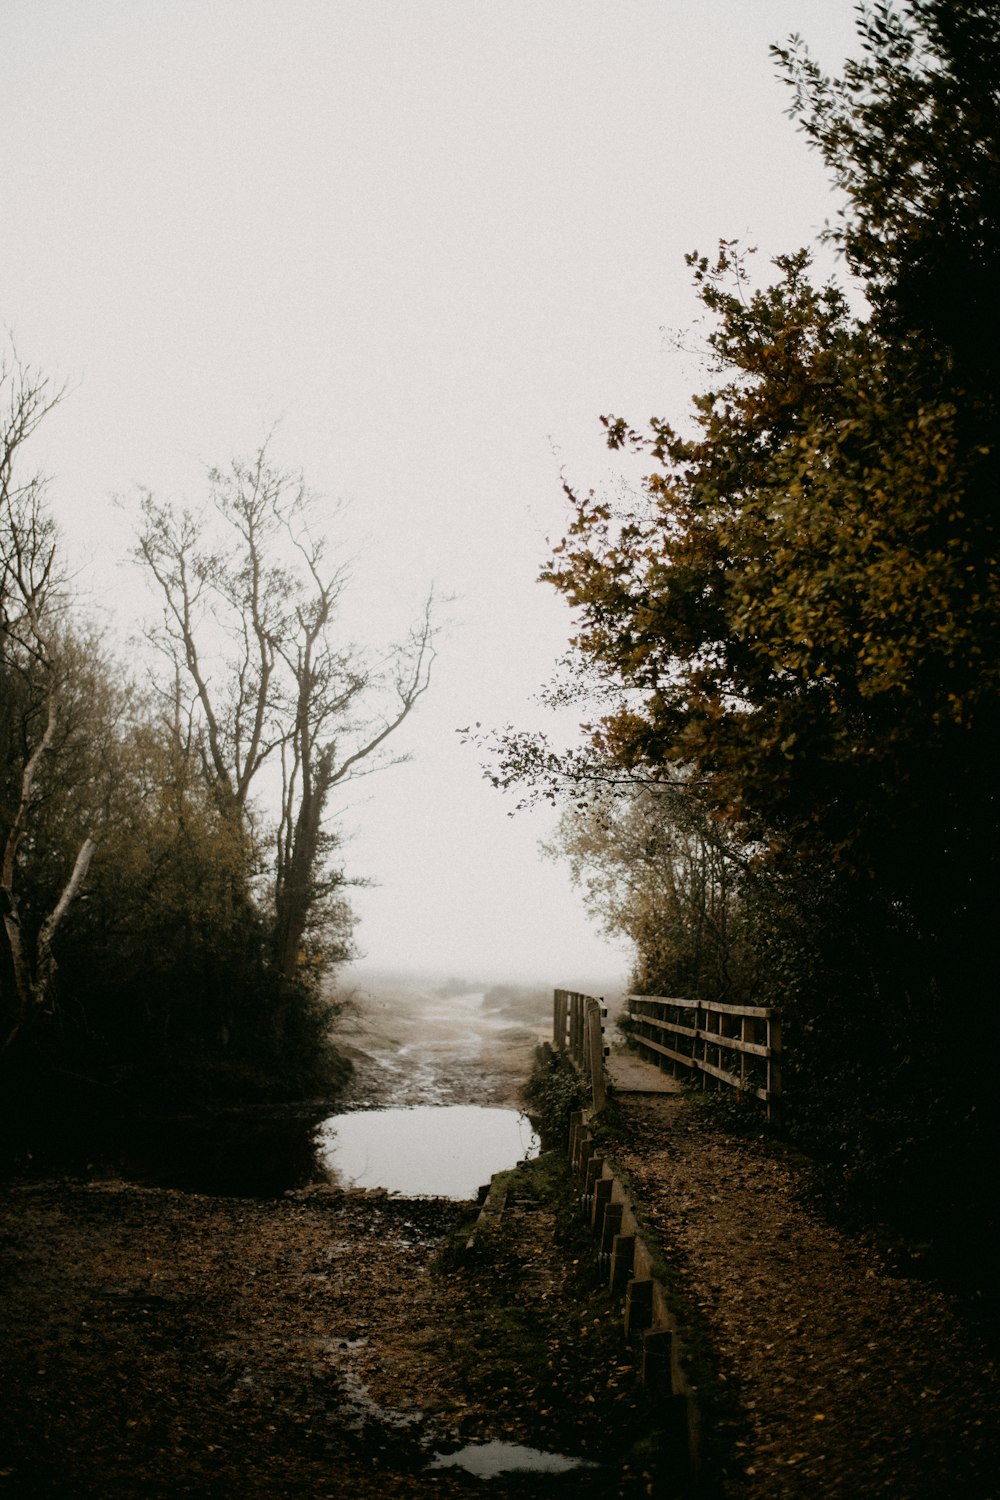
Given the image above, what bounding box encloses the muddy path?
[605,1089,1000,1499]
[330,973,552,1112]
[0,978,671,1498]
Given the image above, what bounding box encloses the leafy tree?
[546,782,757,1002]
[541,7,1000,988]
[501,2,1000,1262]
[775,1,1000,401]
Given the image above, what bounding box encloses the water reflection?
[317,1104,539,1199]
[429,1439,597,1477]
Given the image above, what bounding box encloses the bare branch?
[131,446,437,983]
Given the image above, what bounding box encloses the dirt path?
[0,1164,672,1499]
[608,1090,1000,1498]
[0,977,666,1500]
[5,975,998,1499]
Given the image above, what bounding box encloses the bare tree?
[1,354,94,1050]
[0,347,62,518]
[135,445,436,983]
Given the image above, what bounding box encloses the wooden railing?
[553,988,607,1110]
[627,994,781,1122]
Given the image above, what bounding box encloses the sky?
[0,0,861,988]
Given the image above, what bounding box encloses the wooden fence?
[553,988,608,1110]
[626,994,781,1122]
[553,989,781,1121]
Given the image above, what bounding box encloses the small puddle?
[429,1440,597,1478]
[317,1104,539,1199]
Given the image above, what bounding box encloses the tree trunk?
[274,783,324,984]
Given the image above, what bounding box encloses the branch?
[34,837,96,997]
[326,590,437,788]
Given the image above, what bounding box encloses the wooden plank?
[635,1036,773,1103]
[635,1036,691,1068]
[702,1000,774,1020]
[636,1014,771,1059]
[695,1034,770,1060]
[587,998,606,1111]
[630,995,700,1013]
[630,994,773,1020]
[767,1015,782,1123]
[610,1233,636,1290]
[635,1016,699,1042]
[624,1278,655,1337]
[696,1057,743,1090]
[696,1057,770,1102]
[553,989,568,1050]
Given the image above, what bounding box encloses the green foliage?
[548,782,762,1002]
[516,2,1000,1269]
[537,7,1000,944]
[548,244,999,913]
[775,2,1000,400]
[522,1048,590,1149]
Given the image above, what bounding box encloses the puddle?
[321,1339,424,1434]
[429,1440,597,1478]
[316,1104,539,1199]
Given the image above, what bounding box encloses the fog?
[1,0,860,984]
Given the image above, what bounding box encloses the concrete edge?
[465,1174,510,1253]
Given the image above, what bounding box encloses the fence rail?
[552,989,782,1121]
[553,988,608,1110]
[626,994,781,1121]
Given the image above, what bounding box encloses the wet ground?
[318,1104,539,1198]
[330,971,553,1113]
[1,974,671,1498]
[9,977,994,1497]
[318,974,547,1198]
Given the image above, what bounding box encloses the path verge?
[597,1084,1000,1497]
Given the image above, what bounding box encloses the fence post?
[587,998,607,1111]
[553,988,568,1051]
[740,1013,753,1097]
[767,1014,782,1124]
[571,992,584,1069]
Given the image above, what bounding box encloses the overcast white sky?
[1,0,860,988]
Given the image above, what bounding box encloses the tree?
[539,1,1000,976]
[134,445,436,986]
[1,357,405,1142]
[547,781,758,1002]
[50,713,348,1108]
[0,353,97,1052]
[775,2,1000,402]
[498,3,1000,1260]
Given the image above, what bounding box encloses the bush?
[522,1047,590,1148]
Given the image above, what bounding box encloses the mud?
[1,973,667,1498]
[330,972,552,1112]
